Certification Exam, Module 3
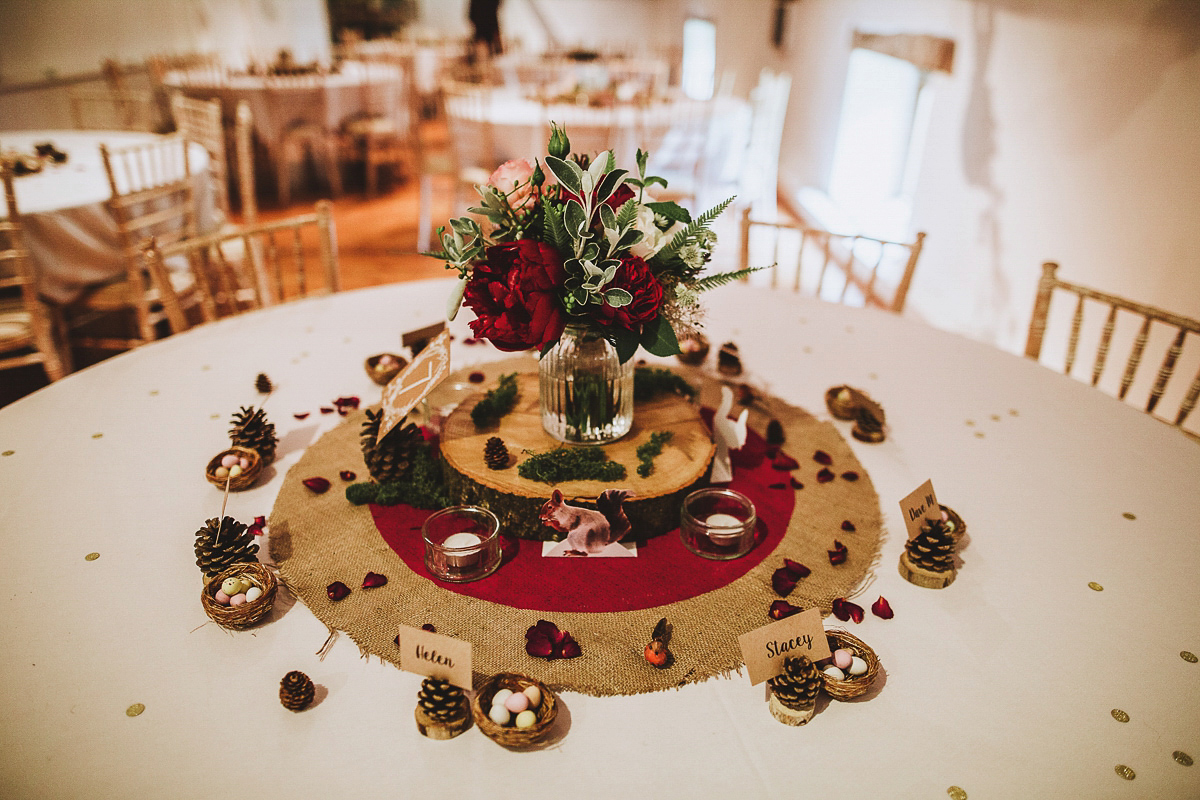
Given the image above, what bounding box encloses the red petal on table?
[527,619,560,642]
[871,596,895,620]
[768,482,787,489]
[326,581,351,601]
[339,470,356,481]
[783,559,811,578]
[525,635,555,658]
[790,477,804,490]
[772,567,798,596]
[334,396,360,410]
[769,600,802,620]
[558,633,582,659]
[302,477,331,494]
[293,412,310,420]
[253,516,266,527]
[337,408,350,416]
[813,450,833,465]
[841,520,856,532]
[361,571,388,589]
[765,446,779,460]
[840,470,860,481]
[394,634,400,645]
[831,597,864,623]
[320,406,334,414]
[828,540,848,565]
[421,623,436,632]
[468,371,486,383]
[817,468,835,483]
[771,453,799,471]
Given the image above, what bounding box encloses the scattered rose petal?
[783,559,811,578]
[394,634,400,645]
[771,452,799,471]
[841,470,859,481]
[769,600,802,620]
[832,597,864,623]
[768,482,787,489]
[765,446,779,460]
[326,581,351,601]
[463,336,481,345]
[765,419,785,446]
[302,477,331,494]
[320,406,334,414]
[525,620,582,660]
[828,539,848,565]
[334,396,360,410]
[817,468,835,483]
[293,412,310,420]
[841,520,856,532]
[362,572,388,589]
[790,477,804,490]
[813,450,833,465]
[772,567,799,596]
[339,470,356,481]
[871,596,894,620]
[559,633,582,659]
[422,623,436,632]
[468,371,485,383]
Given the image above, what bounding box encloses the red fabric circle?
[373,415,794,613]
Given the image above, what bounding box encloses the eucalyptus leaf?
[544,155,582,194]
[595,168,628,205]
[445,275,467,321]
[604,287,633,307]
[588,153,609,185]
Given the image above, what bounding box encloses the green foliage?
[639,314,682,358]
[633,366,697,402]
[345,445,450,509]
[471,373,519,427]
[689,266,767,293]
[517,445,627,483]
[636,431,674,478]
[562,372,621,432]
[653,196,734,265]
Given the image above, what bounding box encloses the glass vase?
[539,324,634,444]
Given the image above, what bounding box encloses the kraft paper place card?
[397,624,472,690]
[380,328,451,439]
[737,608,831,685]
[899,479,941,540]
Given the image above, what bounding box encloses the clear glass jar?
[538,324,634,444]
[680,488,758,560]
[422,506,502,583]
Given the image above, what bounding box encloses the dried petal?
[828,539,848,565]
[871,596,894,620]
[464,336,482,345]
[817,468,835,483]
[769,600,802,620]
[840,470,859,482]
[790,477,804,490]
[559,633,582,659]
[326,581,350,601]
[293,412,310,420]
[832,597,864,623]
[772,567,799,596]
[361,571,387,589]
[783,559,811,578]
[468,371,485,383]
[841,520,856,532]
[253,516,266,527]
[527,619,560,642]
[525,635,555,658]
[339,470,357,481]
[320,406,334,414]
[765,419,785,445]
[302,477,331,494]
[813,450,833,465]
[771,452,799,471]
[421,623,436,632]
[768,482,787,489]
[334,396,360,410]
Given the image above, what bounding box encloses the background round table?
[0,280,1196,798]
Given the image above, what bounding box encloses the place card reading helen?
[397,624,472,690]
[900,479,941,540]
[737,608,831,685]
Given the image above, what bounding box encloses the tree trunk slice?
[768,695,815,726]
[897,551,957,589]
[414,706,471,740]
[439,373,715,541]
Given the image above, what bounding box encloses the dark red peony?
[595,254,663,331]
[464,240,567,351]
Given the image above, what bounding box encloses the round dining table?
[0,130,214,304]
[0,279,1196,798]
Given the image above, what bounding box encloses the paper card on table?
[402,321,446,354]
[541,540,637,557]
[900,479,941,540]
[737,608,831,685]
[380,328,451,439]
[397,623,472,690]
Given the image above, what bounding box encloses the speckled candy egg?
[514,710,537,729]
[214,590,231,605]
[221,577,243,596]
[488,704,511,726]
[823,665,845,681]
[238,457,250,470]
[229,464,243,478]
[504,692,530,714]
[214,466,229,479]
[230,593,248,606]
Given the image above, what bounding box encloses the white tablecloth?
[0,281,1197,798]
[0,131,214,304]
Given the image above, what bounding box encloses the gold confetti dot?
[126,703,145,717]
[201,365,211,371]
[2,450,13,456]
[91,433,103,439]
[990,414,1000,421]
[1122,512,1136,520]
[1111,709,1129,723]
[301,351,309,358]
[1088,581,1104,591]
[343,337,351,343]
[210,413,219,420]
[845,326,854,333]
[1009,409,1019,416]
[868,373,878,380]
[149,390,159,396]
[305,326,314,333]
[1182,651,1198,663]
[1114,765,1135,780]
[965,419,975,426]
[802,346,812,354]
[974,431,985,438]
[947,787,967,800]
[85,553,100,561]
[1174,751,1193,767]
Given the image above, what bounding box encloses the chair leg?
[418,174,433,253]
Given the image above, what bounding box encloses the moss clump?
[345,444,450,508]
[471,372,519,427]
[634,367,696,402]
[635,431,673,478]
[517,445,627,483]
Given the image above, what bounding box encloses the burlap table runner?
[269,364,884,696]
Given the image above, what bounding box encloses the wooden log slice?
[439,373,715,541]
[897,551,957,589]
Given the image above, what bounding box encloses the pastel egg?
[229,464,243,477]
[522,685,542,708]
[214,590,231,605]
[245,586,262,602]
[230,593,247,606]
[238,457,250,470]
[221,454,238,468]
[491,688,513,707]
[504,692,530,713]
[214,466,229,479]
[488,704,511,726]
[221,577,243,596]
[832,649,853,670]
[848,656,868,676]
[514,710,537,729]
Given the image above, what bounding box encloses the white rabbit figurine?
[711,386,748,483]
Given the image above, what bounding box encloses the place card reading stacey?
[397,623,472,690]
[737,608,831,685]
[900,479,941,540]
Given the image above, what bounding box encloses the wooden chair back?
[1025,262,1200,441]
[170,93,229,219]
[234,101,258,225]
[739,207,925,314]
[67,86,161,132]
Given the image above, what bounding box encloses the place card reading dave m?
[737,608,831,685]
[899,479,941,540]
[397,624,472,690]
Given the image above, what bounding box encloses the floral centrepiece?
[431,124,754,443]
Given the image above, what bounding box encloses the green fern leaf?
[656,196,735,262]
[689,265,768,293]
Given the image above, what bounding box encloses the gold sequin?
[126,703,145,717]
[149,390,159,396]
[1,450,13,456]
[802,346,812,354]
[210,413,219,420]
[1008,409,1019,416]
[85,553,100,561]
[1182,651,1198,663]
[845,326,854,334]
[868,373,878,380]
[201,365,211,371]
[1114,765,1135,780]
[947,787,967,800]
[974,432,985,438]
[965,420,975,426]
[91,433,103,439]
[1111,709,1129,723]
[1174,751,1193,766]
[1122,512,1136,520]
[1089,582,1104,591]
[990,414,1000,421]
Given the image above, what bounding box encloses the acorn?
[644,617,671,668]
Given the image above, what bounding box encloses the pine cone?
[905,518,956,572]
[717,341,742,376]
[360,408,423,483]
[765,419,785,446]
[769,655,822,711]
[417,677,465,722]
[194,516,258,578]
[279,670,314,711]
[255,373,273,393]
[484,436,509,470]
[229,406,277,464]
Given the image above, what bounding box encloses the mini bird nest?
[200,562,277,630]
[205,446,263,491]
[470,672,558,748]
[821,628,880,701]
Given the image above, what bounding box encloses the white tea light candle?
[680,488,757,560]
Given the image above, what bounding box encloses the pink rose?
[488,158,538,217]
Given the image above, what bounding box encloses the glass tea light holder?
[680,488,757,560]
[423,506,502,582]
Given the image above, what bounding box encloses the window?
[682,17,716,101]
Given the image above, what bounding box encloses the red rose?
[595,254,663,331]
[463,240,567,351]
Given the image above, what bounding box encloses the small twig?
[316,629,339,660]
[214,477,231,546]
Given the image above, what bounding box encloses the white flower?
[630,204,685,260]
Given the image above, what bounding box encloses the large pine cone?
[905,518,956,572]
[229,406,277,464]
[361,408,423,483]
[417,678,465,722]
[280,670,315,711]
[769,656,821,711]
[194,516,258,578]
[484,436,509,470]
